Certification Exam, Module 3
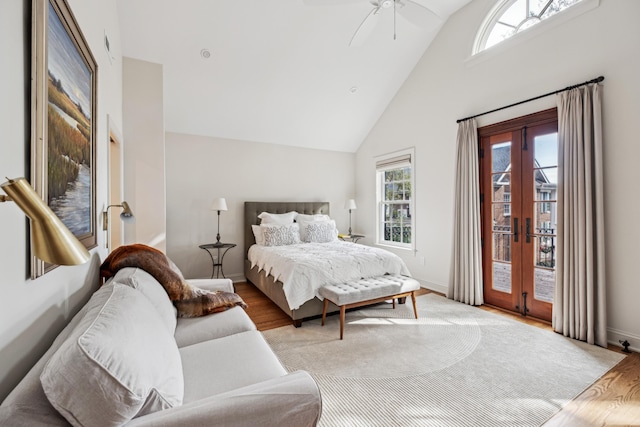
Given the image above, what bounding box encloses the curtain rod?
[456,75,604,123]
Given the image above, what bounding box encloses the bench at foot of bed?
[318,275,420,340]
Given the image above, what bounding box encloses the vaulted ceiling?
[116,0,472,152]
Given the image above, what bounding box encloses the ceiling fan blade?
[349,6,381,47]
[396,0,438,27]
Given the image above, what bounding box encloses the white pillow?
[41,283,184,426]
[305,220,338,243]
[295,213,331,223]
[258,211,297,225]
[262,223,301,246]
[252,224,265,245]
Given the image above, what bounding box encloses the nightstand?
[198,242,236,279]
[338,234,365,243]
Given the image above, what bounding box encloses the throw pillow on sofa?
[40,283,184,427]
[109,267,178,334]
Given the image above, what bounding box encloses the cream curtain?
[449,119,483,305]
[554,83,607,347]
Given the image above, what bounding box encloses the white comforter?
[248,241,411,310]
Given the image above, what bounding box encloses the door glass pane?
[492,203,512,243]
[492,142,511,173]
[534,267,555,302]
[492,227,512,263]
[534,133,558,168]
[534,201,556,234]
[491,138,512,295]
[493,262,512,294]
[492,201,512,294]
[534,234,555,303]
[492,174,511,202]
[535,230,556,268]
[532,132,557,304]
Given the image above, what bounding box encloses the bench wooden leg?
[410,291,418,319]
[339,305,346,340]
[321,299,329,326]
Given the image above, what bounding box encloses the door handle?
[526,218,531,243]
[513,217,519,243]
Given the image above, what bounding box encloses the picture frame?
[32,0,97,278]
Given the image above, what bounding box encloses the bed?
[243,201,411,326]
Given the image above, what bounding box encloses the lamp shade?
[120,201,133,218]
[1,177,90,265]
[211,198,228,212]
[345,199,357,210]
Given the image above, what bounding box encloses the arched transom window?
[474,0,585,53]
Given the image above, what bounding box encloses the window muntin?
[475,0,585,53]
[376,150,414,249]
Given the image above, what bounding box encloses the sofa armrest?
[185,278,234,293]
[127,371,321,427]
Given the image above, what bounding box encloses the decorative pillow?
[110,267,177,334]
[258,211,297,225]
[252,224,265,245]
[41,284,184,426]
[262,223,301,246]
[295,213,331,223]
[305,220,338,243]
[253,223,287,245]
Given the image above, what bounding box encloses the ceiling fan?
[304,0,438,47]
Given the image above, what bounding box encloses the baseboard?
[417,279,448,296]
[228,273,246,283]
[607,327,640,353]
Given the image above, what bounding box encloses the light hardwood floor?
[235,282,640,426]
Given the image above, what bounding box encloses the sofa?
[0,267,322,426]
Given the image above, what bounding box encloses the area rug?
[262,293,624,427]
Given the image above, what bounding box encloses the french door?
[479,109,558,322]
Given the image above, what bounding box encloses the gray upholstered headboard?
[244,201,330,259]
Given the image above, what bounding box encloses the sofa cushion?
[40,283,184,427]
[175,306,257,348]
[179,330,287,403]
[110,267,177,334]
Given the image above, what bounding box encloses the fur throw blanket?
[100,244,247,317]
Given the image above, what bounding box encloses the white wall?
[165,132,356,281]
[0,0,123,401]
[356,0,640,348]
[122,58,167,251]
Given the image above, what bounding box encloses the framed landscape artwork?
[32,0,97,278]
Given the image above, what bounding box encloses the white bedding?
[248,241,411,310]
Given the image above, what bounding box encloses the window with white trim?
[376,149,414,249]
[474,0,586,54]
[540,191,551,213]
[503,193,511,216]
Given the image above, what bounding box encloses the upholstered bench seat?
[319,275,420,339]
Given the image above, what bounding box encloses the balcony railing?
[493,226,555,268]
